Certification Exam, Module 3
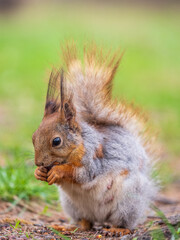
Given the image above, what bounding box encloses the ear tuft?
[44,70,60,117]
[44,68,79,130]
[45,101,60,115]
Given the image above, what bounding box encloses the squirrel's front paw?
[34,167,47,182]
[47,165,65,185]
[47,164,75,185]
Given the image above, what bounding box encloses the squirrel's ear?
[60,99,79,131]
[64,101,75,121]
[62,100,78,130]
[60,70,79,131]
[44,70,60,117]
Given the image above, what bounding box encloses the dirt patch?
[0,213,179,239]
[0,184,180,239]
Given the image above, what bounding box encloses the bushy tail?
[62,43,156,157]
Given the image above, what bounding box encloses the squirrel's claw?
[47,167,54,177]
[47,174,57,185]
[39,167,48,173]
[34,167,47,182]
[47,165,63,185]
[47,176,56,185]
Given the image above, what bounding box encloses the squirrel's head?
[32,70,84,168]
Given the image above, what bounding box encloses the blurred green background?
[0,0,180,202]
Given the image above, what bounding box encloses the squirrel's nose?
[35,162,41,167]
[35,161,44,167]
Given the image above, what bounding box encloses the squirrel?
[33,43,158,233]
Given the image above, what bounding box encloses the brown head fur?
[32,70,83,168]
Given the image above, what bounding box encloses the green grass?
[150,206,180,239]
[0,3,180,201]
[0,147,58,201]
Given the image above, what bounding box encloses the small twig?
[155,196,180,205]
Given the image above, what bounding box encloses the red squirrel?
[33,43,157,234]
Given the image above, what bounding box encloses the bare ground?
[0,182,180,240]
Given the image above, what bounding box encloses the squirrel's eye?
[52,137,61,147]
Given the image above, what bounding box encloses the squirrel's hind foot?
[78,219,93,231]
[50,224,77,233]
[50,219,92,234]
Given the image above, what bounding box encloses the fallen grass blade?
[152,205,179,239]
[49,227,71,240]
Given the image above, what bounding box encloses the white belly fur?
[59,172,125,223]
